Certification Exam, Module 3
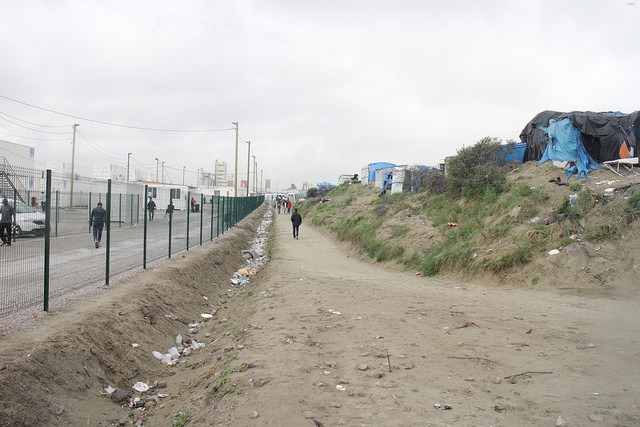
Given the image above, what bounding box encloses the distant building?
[215,161,227,186]
[0,139,35,169]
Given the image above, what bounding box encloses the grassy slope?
[297,162,640,295]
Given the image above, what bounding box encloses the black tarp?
[520,110,640,163]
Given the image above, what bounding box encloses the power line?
[0,94,235,133]
[0,111,69,127]
[0,114,72,134]
[0,131,70,141]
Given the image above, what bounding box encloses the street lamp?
[155,158,159,182]
[245,141,251,197]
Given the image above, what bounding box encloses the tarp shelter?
[521,111,639,163]
[376,165,431,193]
[361,162,395,187]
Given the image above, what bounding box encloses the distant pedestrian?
[291,208,302,239]
[41,191,46,212]
[287,200,292,214]
[90,201,106,248]
[147,197,156,221]
[276,199,282,214]
[165,200,174,220]
[0,198,16,247]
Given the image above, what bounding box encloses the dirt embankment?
[0,205,268,426]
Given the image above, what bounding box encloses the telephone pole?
[127,152,132,181]
[232,122,238,197]
[182,166,186,185]
[69,123,79,207]
[245,141,251,197]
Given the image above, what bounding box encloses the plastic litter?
[105,385,115,394]
[152,351,163,360]
[132,382,149,393]
[201,313,213,319]
[176,334,183,345]
[328,309,341,315]
[548,249,560,255]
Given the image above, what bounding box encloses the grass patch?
[172,412,192,427]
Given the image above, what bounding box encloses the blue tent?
[367,162,395,185]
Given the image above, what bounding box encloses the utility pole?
[232,122,238,197]
[182,166,186,185]
[155,158,159,182]
[260,169,263,194]
[252,155,256,195]
[127,152,132,181]
[197,168,201,188]
[161,162,165,183]
[245,141,251,197]
[69,123,79,208]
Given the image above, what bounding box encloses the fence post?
[55,190,59,237]
[143,185,148,270]
[200,193,204,246]
[136,194,140,225]
[186,191,190,251]
[210,196,214,241]
[119,193,122,229]
[130,193,134,226]
[88,192,92,232]
[43,170,52,312]
[105,180,111,286]
[168,204,173,259]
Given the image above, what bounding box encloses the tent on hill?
[520,110,639,177]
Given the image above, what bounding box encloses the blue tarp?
[501,142,526,164]
[537,118,603,179]
[368,162,395,184]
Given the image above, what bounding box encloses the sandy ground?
[0,203,639,426]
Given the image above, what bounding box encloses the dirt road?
[195,210,640,426]
[1,205,638,426]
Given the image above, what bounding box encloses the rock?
[111,389,129,403]
[55,406,65,415]
[118,419,127,426]
[556,416,566,426]
[356,363,368,371]
[491,376,502,384]
[249,411,259,419]
[588,414,604,422]
[156,381,167,389]
[255,377,273,387]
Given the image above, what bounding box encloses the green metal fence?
[0,168,264,316]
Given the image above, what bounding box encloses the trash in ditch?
[132,382,149,393]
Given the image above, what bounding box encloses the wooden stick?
[504,371,552,380]
[447,356,496,363]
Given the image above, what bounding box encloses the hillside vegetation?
[298,145,640,297]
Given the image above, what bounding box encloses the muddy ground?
[1,197,639,426]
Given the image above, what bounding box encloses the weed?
[220,384,237,397]
[224,364,248,374]
[624,190,640,213]
[172,412,192,427]
[531,276,539,285]
[411,389,419,392]
[392,225,410,237]
[216,376,230,388]
[570,183,582,192]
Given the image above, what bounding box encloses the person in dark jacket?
[165,200,174,220]
[291,208,302,239]
[147,197,156,221]
[90,201,106,248]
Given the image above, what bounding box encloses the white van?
[5,199,46,236]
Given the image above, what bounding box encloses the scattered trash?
[569,234,579,240]
[130,397,145,408]
[336,385,346,391]
[201,313,213,319]
[556,415,566,426]
[105,385,116,394]
[447,222,458,227]
[328,309,341,315]
[356,364,368,371]
[131,343,139,348]
[176,334,182,345]
[530,216,540,223]
[548,249,560,256]
[453,286,466,290]
[415,272,420,275]
[433,403,452,410]
[132,382,149,393]
[152,351,163,360]
[286,338,294,345]
[568,194,578,206]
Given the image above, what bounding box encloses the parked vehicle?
[6,199,46,236]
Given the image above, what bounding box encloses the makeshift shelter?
[360,162,395,187]
[376,165,431,193]
[520,110,639,178]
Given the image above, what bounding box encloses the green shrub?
[623,190,640,213]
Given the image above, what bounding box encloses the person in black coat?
[291,208,302,239]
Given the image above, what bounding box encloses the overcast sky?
[1,0,638,191]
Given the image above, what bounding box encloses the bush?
[418,169,446,195]
[445,137,510,199]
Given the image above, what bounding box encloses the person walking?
[291,207,302,240]
[287,200,292,214]
[90,201,106,248]
[147,197,156,221]
[165,199,174,220]
[0,198,16,246]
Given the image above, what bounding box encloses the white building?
[0,139,35,169]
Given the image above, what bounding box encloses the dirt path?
[190,210,640,426]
